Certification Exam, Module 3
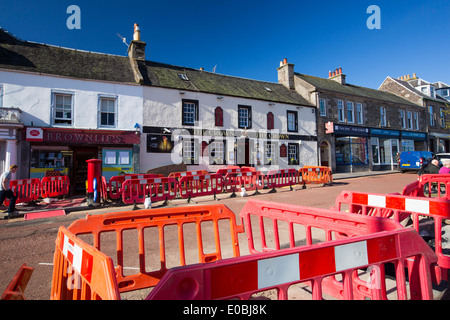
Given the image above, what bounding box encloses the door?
[72,147,98,194]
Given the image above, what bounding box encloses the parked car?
[398,151,435,173]
[436,153,450,161]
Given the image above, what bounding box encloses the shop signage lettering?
[42,129,139,145]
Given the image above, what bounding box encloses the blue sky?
[0,0,449,89]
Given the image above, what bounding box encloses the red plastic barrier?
[266,168,301,191]
[333,190,450,282]
[168,170,209,179]
[146,199,438,300]
[41,176,70,198]
[1,264,34,300]
[121,177,178,204]
[403,174,450,199]
[105,174,163,200]
[216,167,252,177]
[7,178,42,205]
[178,173,223,200]
[223,171,264,194]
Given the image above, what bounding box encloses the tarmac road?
[0,172,435,300]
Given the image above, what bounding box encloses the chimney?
[328,66,346,85]
[127,23,147,84]
[277,58,295,90]
[128,23,146,61]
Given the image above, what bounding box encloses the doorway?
[236,138,251,167]
[72,147,98,194]
[320,141,331,167]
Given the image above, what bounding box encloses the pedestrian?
[439,159,450,174]
[418,158,440,175]
[0,164,18,216]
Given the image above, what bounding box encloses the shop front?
[333,124,369,173]
[428,132,450,154]
[25,127,140,194]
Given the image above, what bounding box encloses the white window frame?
[338,100,344,122]
[413,112,419,130]
[406,111,413,129]
[0,85,3,107]
[288,143,299,165]
[356,103,363,124]
[440,107,446,128]
[98,95,117,128]
[429,105,435,127]
[400,110,406,128]
[319,98,326,116]
[209,141,225,165]
[347,101,354,124]
[380,106,386,127]
[52,91,74,126]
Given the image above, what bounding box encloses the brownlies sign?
[40,128,140,145]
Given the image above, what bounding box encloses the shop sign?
[325,121,334,134]
[334,125,369,136]
[370,128,400,137]
[42,129,140,145]
[26,127,44,141]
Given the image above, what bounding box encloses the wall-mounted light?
[268,102,275,106]
[134,122,140,135]
[217,96,223,99]
[179,91,185,95]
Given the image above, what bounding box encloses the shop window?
[99,97,116,127]
[30,148,70,179]
[267,112,274,130]
[374,138,399,165]
[214,107,223,127]
[238,105,252,129]
[182,99,198,126]
[182,139,199,164]
[288,143,299,165]
[287,111,298,132]
[53,92,73,125]
[371,138,380,164]
[335,136,368,165]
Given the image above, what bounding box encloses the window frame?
[319,98,326,116]
[287,110,298,132]
[429,105,435,127]
[238,105,252,129]
[338,100,344,122]
[413,112,419,130]
[288,143,299,165]
[98,95,117,128]
[52,91,74,126]
[400,110,406,129]
[356,103,363,124]
[380,106,387,127]
[182,99,199,126]
[346,101,355,124]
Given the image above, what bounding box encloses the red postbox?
[86,159,102,205]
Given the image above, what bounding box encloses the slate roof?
[387,77,449,104]
[0,28,313,106]
[295,72,422,107]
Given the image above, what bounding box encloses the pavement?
[0,169,400,222]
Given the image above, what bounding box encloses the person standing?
[0,164,18,216]
[439,159,450,174]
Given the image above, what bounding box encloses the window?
[347,101,354,123]
[413,112,419,130]
[400,110,406,128]
[335,136,368,165]
[338,100,344,122]
[264,141,278,165]
[182,99,198,126]
[440,107,446,128]
[209,141,225,165]
[182,139,198,164]
[356,103,363,124]
[443,89,449,97]
[429,105,435,127]
[406,111,413,129]
[380,106,386,127]
[53,92,73,125]
[319,98,326,116]
[0,85,3,107]
[215,107,223,127]
[238,105,251,129]
[267,112,274,130]
[287,111,298,132]
[99,97,116,127]
[288,143,299,165]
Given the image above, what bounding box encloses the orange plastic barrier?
[402,174,450,199]
[178,173,223,200]
[58,205,244,297]
[223,171,265,196]
[266,168,301,192]
[7,178,42,205]
[333,190,450,282]
[299,166,333,187]
[146,199,438,300]
[168,170,209,179]
[51,226,120,300]
[1,264,34,300]
[121,177,178,205]
[41,176,70,198]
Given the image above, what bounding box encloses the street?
[0,172,435,300]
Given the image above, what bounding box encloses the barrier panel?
[333,190,450,282]
[105,174,164,200]
[51,226,120,300]
[1,264,34,300]
[402,174,450,199]
[216,167,252,177]
[178,173,223,200]
[121,177,178,205]
[7,178,42,205]
[299,166,333,187]
[41,176,70,198]
[146,199,438,300]
[223,171,264,195]
[266,169,301,192]
[168,170,209,179]
[61,205,244,295]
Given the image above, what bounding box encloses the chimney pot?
[339,67,342,74]
[133,23,141,41]
[283,58,288,65]
[329,71,332,78]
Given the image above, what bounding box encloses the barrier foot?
[302,183,306,189]
[269,188,277,193]
[230,191,236,198]
[290,185,293,191]
[253,188,261,196]
[132,201,139,210]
